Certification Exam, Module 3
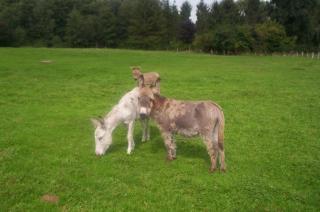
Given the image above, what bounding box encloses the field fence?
[174,48,320,59]
[268,51,320,60]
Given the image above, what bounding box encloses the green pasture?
[0,48,319,211]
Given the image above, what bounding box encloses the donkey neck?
[151,94,167,116]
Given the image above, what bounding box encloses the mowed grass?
[0,48,319,211]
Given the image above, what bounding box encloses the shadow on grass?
[100,124,162,155]
[99,124,211,165]
[135,125,210,165]
[175,139,210,165]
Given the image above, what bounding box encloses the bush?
[254,20,295,53]
[13,27,27,46]
[194,25,254,54]
[193,33,214,52]
[51,36,65,47]
[234,25,254,53]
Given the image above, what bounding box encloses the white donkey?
[91,87,149,155]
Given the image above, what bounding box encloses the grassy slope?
[0,48,319,211]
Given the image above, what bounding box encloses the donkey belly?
[176,127,200,137]
[172,113,212,137]
[172,111,201,137]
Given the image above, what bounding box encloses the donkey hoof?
[127,149,133,155]
[166,156,174,161]
[209,167,217,173]
[220,167,226,172]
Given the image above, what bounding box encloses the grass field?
[0,48,319,211]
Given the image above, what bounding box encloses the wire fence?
[174,48,320,59]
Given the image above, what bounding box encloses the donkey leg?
[218,117,226,172]
[204,137,218,172]
[219,141,226,172]
[170,137,177,159]
[141,119,147,142]
[146,117,150,141]
[127,121,135,154]
[161,132,175,160]
[212,128,220,172]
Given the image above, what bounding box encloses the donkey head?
[91,118,109,156]
[137,74,155,119]
[131,66,142,82]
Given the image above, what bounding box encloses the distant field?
[0,48,319,211]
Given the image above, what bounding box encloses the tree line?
[0,0,319,54]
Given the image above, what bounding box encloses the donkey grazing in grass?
[91,87,140,156]
[91,68,160,156]
[136,75,225,172]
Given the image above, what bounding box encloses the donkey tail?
[218,110,226,171]
[218,110,225,143]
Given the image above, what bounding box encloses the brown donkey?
[136,75,225,172]
[131,66,160,94]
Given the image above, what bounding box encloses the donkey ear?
[91,118,102,128]
[132,68,142,80]
[137,74,145,88]
[130,66,141,70]
[149,92,155,100]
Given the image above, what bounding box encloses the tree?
[117,0,133,47]
[0,1,15,46]
[0,0,315,51]
[127,0,166,49]
[178,20,196,45]
[193,32,214,52]
[234,25,254,53]
[51,0,74,43]
[196,0,210,34]
[209,1,223,28]
[271,0,317,46]
[310,1,320,49]
[31,0,55,46]
[220,0,242,25]
[180,1,192,21]
[66,9,98,47]
[178,1,195,45]
[96,1,117,47]
[161,0,179,47]
[211,26,237,54]
[244,0,261,25]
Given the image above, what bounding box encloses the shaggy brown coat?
[131,66,160,94]
[138,86,225,172]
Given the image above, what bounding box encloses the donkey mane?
[153,93,223,112]
[153,94,167,107]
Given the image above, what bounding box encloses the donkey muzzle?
[139,107,149,119]
[140,113,147,119]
